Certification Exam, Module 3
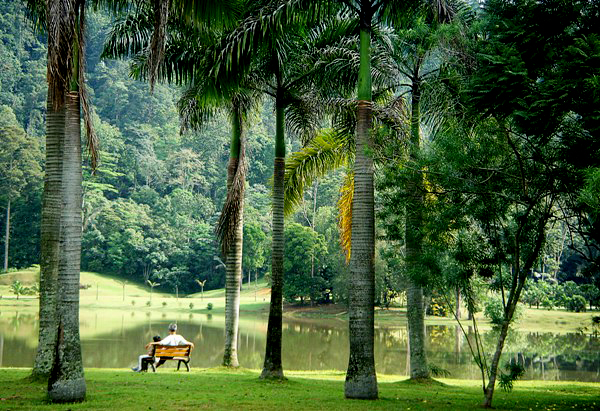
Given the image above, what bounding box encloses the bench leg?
[176,360,190,372]
[150,362,156,372]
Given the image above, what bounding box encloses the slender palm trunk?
[344,23,378,399]
[223,108,244,368]
[32,92,64,380]
[406,78,429,380]
[261,97,285,380]
[4,199,10,272]
[47,91,85,402]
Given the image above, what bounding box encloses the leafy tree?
[0,105,43,272]
[283,223,328,303]
[10,279,28,299]
[426,0,600,406]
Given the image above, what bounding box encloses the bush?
[146,301,151,307]
[484,297,522,327]
[206,302,213,310]
[162,302,167,308]
[189,303,194,310]
[541,297,554,310]
[131,300,135,306]
[566,295,587,312]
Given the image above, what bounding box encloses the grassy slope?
[1,368,598,411]
[0,267,596,333]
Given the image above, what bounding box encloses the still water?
[0,309,598,381]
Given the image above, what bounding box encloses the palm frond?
[147,0,170,91]
[101,6,154,59]
[338,170,354,263]
[284,129,351,216]
[77,3,98,171]
[284,92,326,144]
[47,0,76,109]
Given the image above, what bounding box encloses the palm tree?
[204,4,334,379]
[103,3,251,368]
[27,0,98,401]
[195,279,206,300]
[147,280,160,302]
[283,0,471,385]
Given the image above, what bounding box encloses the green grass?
[0,368,598,410]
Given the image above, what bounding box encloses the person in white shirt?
[146,323,195,350]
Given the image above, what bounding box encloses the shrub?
[566,295,587,312]
[207,302,213,310]
[162,301,167,308]
[484,297,522,327]
[131,300,136,306]
[146,301,151,307]
[189,303,194,310]
[541,297,554,310]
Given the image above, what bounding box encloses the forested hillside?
[1,0,597,305]
[0,0,346,295]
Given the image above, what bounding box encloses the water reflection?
[0,310,598,381]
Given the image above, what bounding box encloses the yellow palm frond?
[338,171,354,263]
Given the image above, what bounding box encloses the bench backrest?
[152,344,191,358]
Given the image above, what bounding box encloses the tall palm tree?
[103,1,257,368]
[209,3,338,379]
[27,0,100,402]
[180,86,255,368]
[283,0,472,385]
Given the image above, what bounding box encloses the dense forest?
[0,1,348,297]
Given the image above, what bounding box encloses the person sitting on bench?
[131,335,162,372]
[148,323,195,350]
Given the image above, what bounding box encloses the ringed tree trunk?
[222,107,245,368]
[34,1,86,401]
[32,91,64,380]
[405,77,429,380]
[47,91,85,402]
[261,95,285,380]
[344,20,378,400]
[4,198,10,272]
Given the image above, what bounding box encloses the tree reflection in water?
[0,311,598,381]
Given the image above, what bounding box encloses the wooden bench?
[149,345,192,372]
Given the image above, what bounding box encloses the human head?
[168,323,177,333]
[153,335,161,342]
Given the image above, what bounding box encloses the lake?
[1,308,598,381]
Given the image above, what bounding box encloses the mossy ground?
[0,368,598,410]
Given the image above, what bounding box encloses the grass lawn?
[2,267,596,334]
[0,368,598,410]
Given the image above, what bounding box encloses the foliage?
[10,279,29,299]
[566,295,587,313]
[498,362,526,393]
[283,223,328,304]
[483,298,522,328]
[206,302,213,310]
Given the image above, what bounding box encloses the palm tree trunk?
[47,91,86,402]
[32,91,64,380]
[344,22,378,400]
[261,98,285,380]
[405,77,430,380]
[4,199,10,272]
[223,108,244,368]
